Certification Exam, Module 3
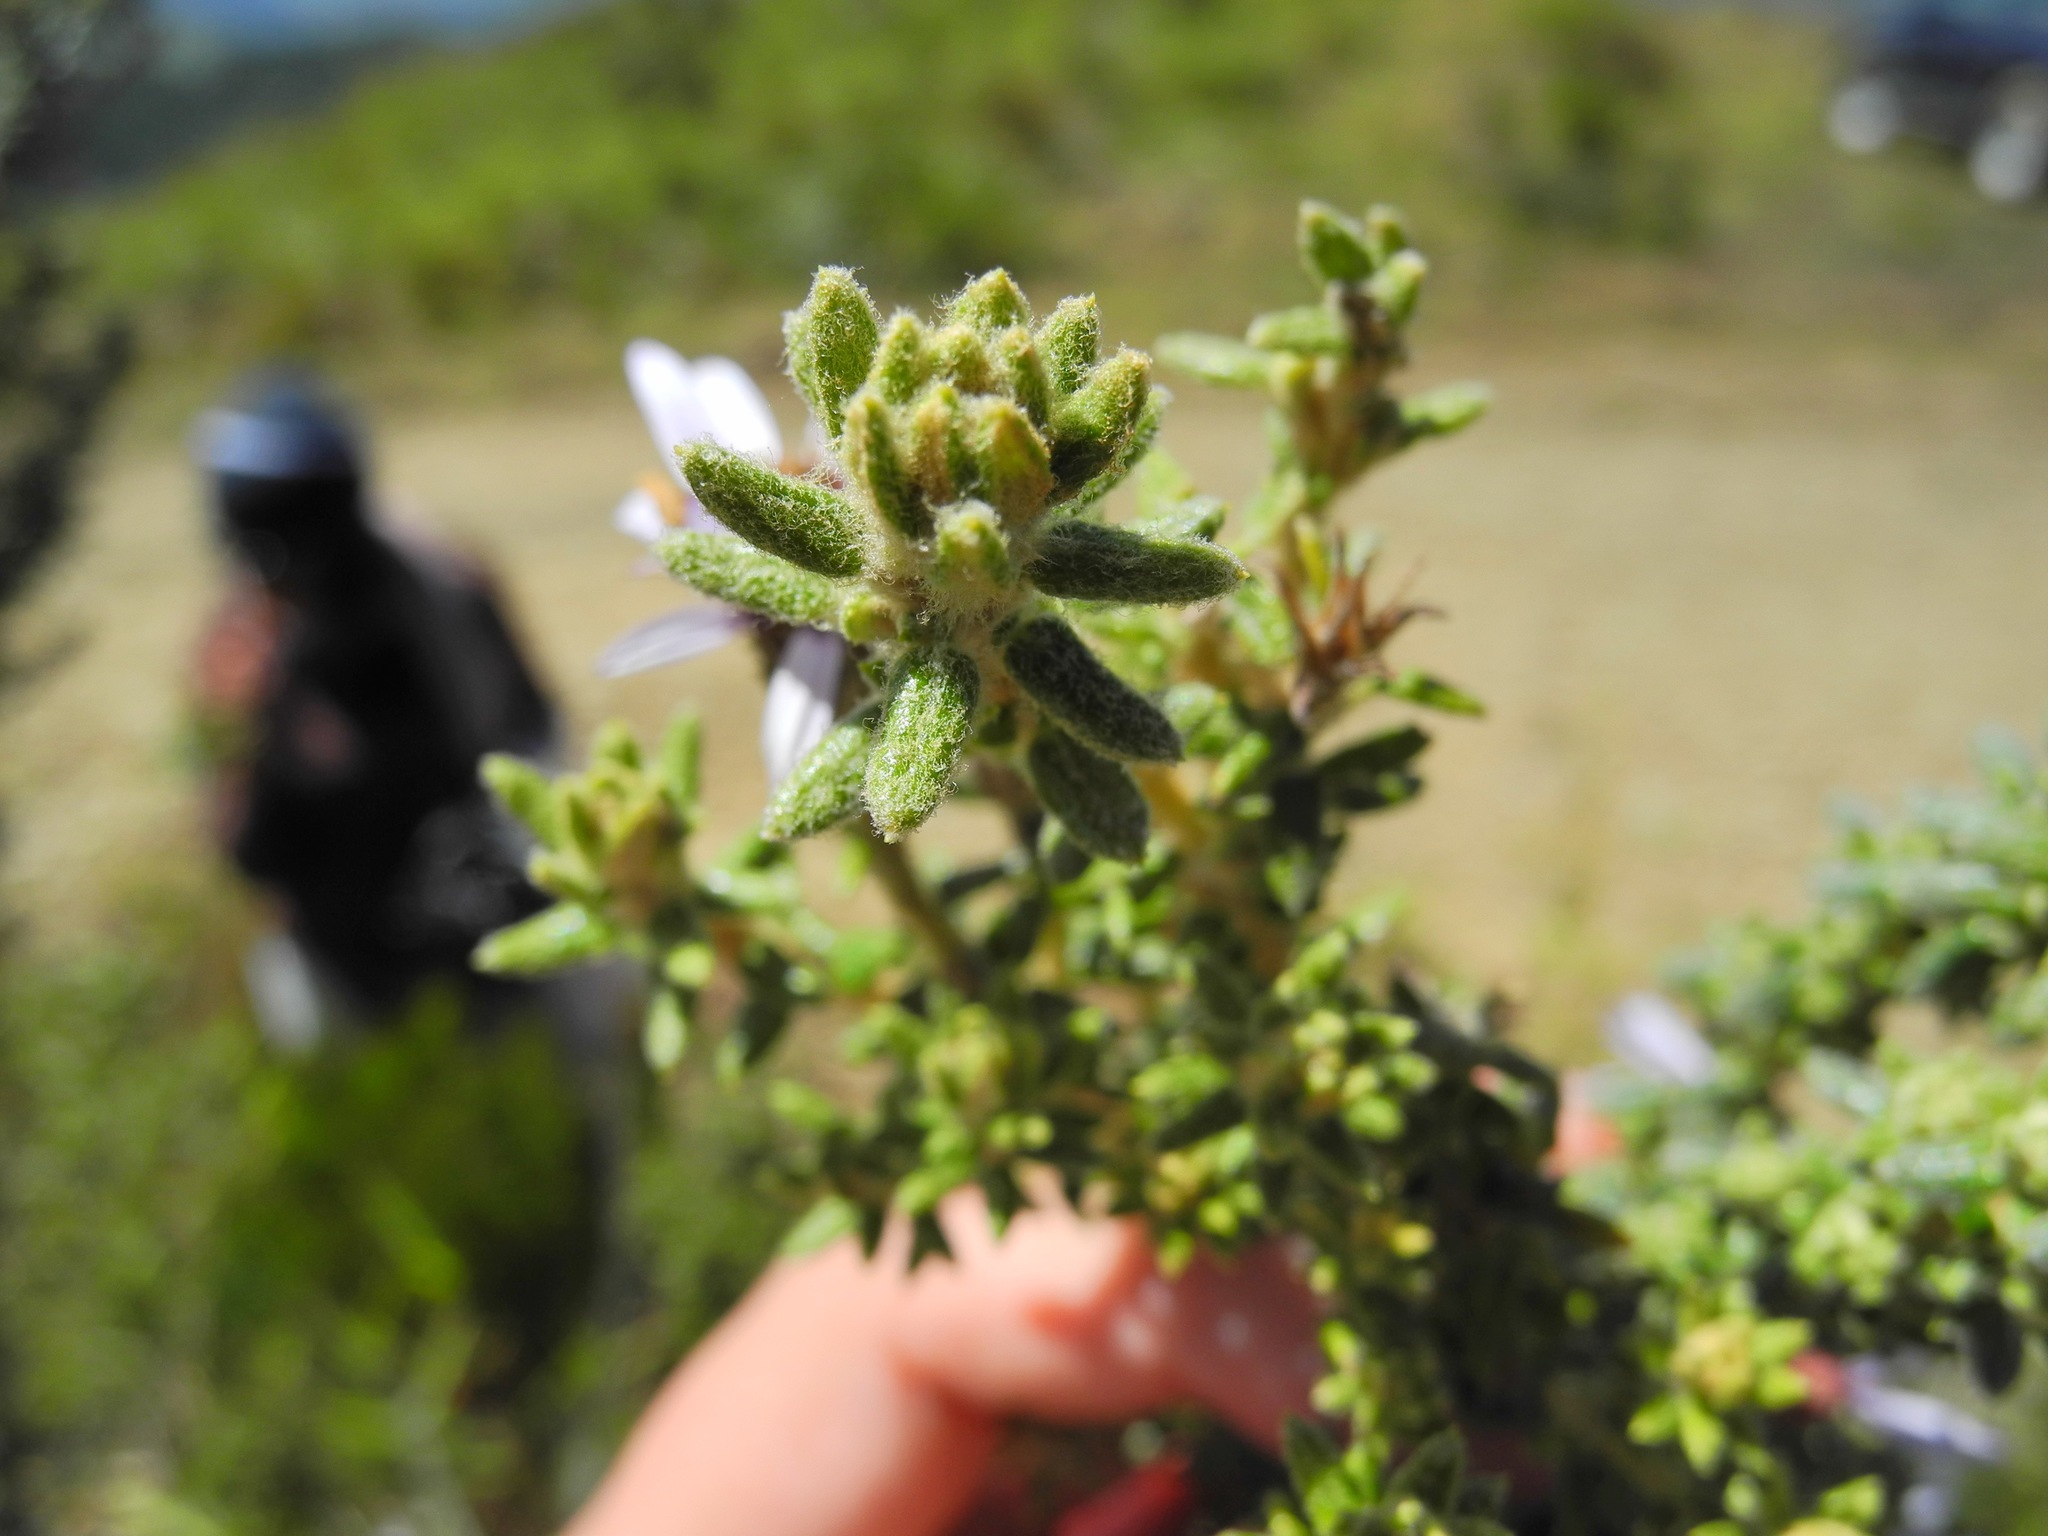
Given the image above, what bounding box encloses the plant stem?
[863,829,981,995]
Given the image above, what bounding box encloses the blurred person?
[191,369,560,1043]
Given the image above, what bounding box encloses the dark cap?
[194,369,363,483]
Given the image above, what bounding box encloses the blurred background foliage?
[63,0,2048,366]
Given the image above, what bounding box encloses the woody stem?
[863,828,981,995]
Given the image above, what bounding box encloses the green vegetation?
[76,0,2048,365]
[0,887,784,1533]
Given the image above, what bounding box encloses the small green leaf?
[785,266,881,438]
[1401,383,1492,443]
[1387,1430,1466,1509]
[1318,726,1430,811]
[1299,200,1376,284]
[870,312,933,404]
[1027,519,1246,605]
[1368,249,1428,328]
[1049,349,1152,494]
[678,445,866,578]
[1382,670,1484,717]
[968,397,1054,523]
[993,326,1053,426]
[764,716,874,841]
[1228,578,1299,666]
[658,712,703,823]
[1002,616,1181,763]
[657,530,844,627]
[480,753,557,843]
[1247,305,1349,355]
[865,646,981,838]
[841,390,927,539]
[1154,331,1271,389]
[929,324,998,394]
[934,502,1013,598]
[1035,294,1100,394]
[473,903,618,976]
[1028,726,1150,863]
[945,268,1032,335]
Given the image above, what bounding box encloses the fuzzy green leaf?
[993,326,1052,426]
[480,753,556,844]
[785,266,881,439]
[871,312,933,404]
[1368,249,1428,327]
[473,903,617,976]
[658,713,702,824]
[1382,670,1484,716]
[1036,294,1100,394]
[930,324,998,394]
[1027,519,1246,605]
[865,646,981,838]
[1317,726,1430,809]
[1028,726,1150,863]
[933,502,1012,597]
[1299,200,1377,285]
[678,445,866,578]
[967,397,1054,523]
[657,530,844,627]
[842,390,928,539]
[764,716,874,841]
[1048,349,1151,494]
[945,269,1032,335]
[1002,615,1181,763]
[1401,383,1492,443]
[1155,331,1270,389]
[1247,305,1349,355]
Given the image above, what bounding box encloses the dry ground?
[6,331,2046,1053]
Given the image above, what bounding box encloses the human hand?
[567,1185,1323,1536]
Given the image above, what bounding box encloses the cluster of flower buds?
[658,266,1249,859]
[473,717,808,1072]
[1158,200,1488,523]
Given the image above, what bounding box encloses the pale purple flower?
[596,339,848,789]
[1602,992,1717,1089]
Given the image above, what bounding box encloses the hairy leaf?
[1028,726,1150,862]
[657,530,843,627]
[1002,615,1181,762]
[678,445,866,578]
[764,716,874,841]
[785,266,881,439]
[865,645,981,838]
[1027,518,1245,605]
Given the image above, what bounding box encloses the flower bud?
[1048,349,1151,494]
[871,312,934,404]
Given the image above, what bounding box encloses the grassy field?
[11,313,2046,1053]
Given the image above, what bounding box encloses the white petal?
[612,485,669,545]
[760,628,846,789]
[1602,992,1716,1088]
[692,356,784,464]
[624,339,714,485]
[1846,1362,2004,1460]
[595,606,748,679]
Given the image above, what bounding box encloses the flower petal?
[692,356,784,464]
[595,605,749,679]
[1602,992,1716,1088]
[760,628,846,790]
[624,339,714,485]
[612,485,669,545]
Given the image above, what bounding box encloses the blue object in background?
[153,0,579,50]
